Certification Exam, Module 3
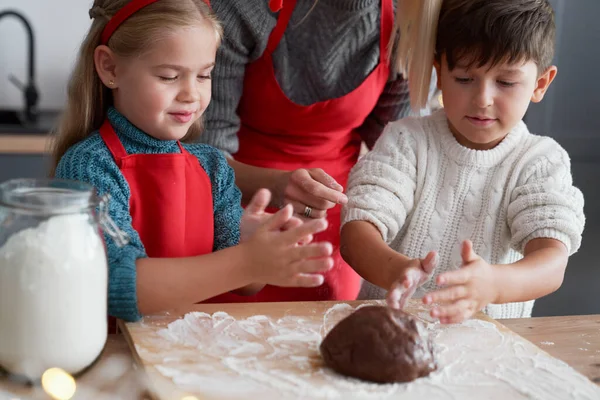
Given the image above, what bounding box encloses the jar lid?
[0,178,96,214]
[0,178,129,247]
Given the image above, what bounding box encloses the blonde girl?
[52,0,334,325]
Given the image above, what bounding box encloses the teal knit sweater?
[55,107,243,322]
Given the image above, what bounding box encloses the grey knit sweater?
[201,0,411,154]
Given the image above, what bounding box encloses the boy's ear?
[433,59,442,90]
[94,45,119,88]
[531,65,557,103]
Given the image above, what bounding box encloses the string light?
[41,368,76,400]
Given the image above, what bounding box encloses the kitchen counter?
[0,134,52,154]
[0,110,59,154]
[1,311,599,399]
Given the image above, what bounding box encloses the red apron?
[100,119,215,329]
[229,0,394,302]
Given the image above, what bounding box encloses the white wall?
[0,0,90,110]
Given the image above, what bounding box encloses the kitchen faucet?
[0,10,39,123]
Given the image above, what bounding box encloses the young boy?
[340,0,585,323]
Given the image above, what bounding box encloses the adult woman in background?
[202,0,431,302]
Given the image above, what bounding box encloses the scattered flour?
[132,303,600,400]
[0,214,108,380]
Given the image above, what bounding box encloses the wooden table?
[502,315,600,385]
[2,314,599,399]
[0,135,52,154]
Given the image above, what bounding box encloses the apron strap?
[99,119,129,164]
[380,0,393,64]
[266,0,297,54]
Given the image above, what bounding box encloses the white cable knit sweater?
[342,110,585,319]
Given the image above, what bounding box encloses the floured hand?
[424,240,498,324]
[387,251,438,310]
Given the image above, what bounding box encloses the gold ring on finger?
[303,205,312,218]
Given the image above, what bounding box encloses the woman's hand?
[275,168,348,219]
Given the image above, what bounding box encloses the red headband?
[100,0,212,45]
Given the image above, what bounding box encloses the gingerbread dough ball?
[320,306,436,383]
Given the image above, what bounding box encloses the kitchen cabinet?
[0,153,50,182]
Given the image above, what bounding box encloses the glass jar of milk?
[0,178,128,381]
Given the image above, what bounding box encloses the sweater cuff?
[516,228,574,255]
[342,207,390,243]
[484,300,535,319]
[220,149,233,159]
[108,252,143,322]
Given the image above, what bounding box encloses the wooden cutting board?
[120,300,600,400]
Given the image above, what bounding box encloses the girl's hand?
[275,168,348,220]
[244,204,334,288]
[387,251,438,310]
[240,189,305,243]
[424,240,499,324]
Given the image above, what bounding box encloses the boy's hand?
[424,240,499,324]
[387,251,438,310]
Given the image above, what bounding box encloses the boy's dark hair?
[435,0,555,73]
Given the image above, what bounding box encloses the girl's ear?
[94,45,119,88]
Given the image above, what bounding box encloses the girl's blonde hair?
[388,0,443,111]
[51,0,222,175]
